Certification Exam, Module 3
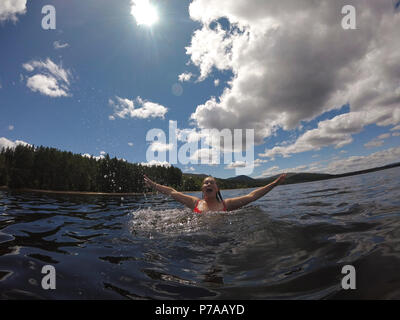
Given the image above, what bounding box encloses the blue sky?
[1,0,400,179]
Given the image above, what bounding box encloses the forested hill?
[0,145,182,193]
[1,144,399,194]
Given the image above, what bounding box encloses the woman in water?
[143,173,287,213]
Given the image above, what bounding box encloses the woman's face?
[201,177,218,197]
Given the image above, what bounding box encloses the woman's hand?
[143,174,157,189]
[273,173,287,186]
[224,173,288,211]
[143,174,199,209]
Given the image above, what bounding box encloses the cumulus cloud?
[364,133,392,148]
[189,147,220,165]
[225,161,246,169]
[364,139,384,149]
[378,133,391,140]
[323,147,400,174]
[22,58,71,97]
[0,137,30,150]
[0,0,27,22]
[256,166,281,178]
[82,153,105,161]
[109,96,168,120]
[26,75,68,97]
[178,72,193,82]
[253,158,268,167]
[186,0,400,150]
[148,141,173,152]
[176,126,254,154]
[390,125,400,131]
[259,109,400,159]
[225,158,267,170]
[53,40,69,50]
[257,146,400,177]
[140,160,171,167]
[183,166,196,172]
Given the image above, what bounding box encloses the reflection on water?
[1,167,400,299]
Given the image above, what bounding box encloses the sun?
[131,0,159,27]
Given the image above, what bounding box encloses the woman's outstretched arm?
[143,175,200,210]
[224,173,287,211]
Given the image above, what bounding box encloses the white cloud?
[186,23,233,82]
[8,125,14,131]
[364,132,392,149]
[109,96,168,120]
[82,153,103,161]
[256,166,281,178]
[0,0,27,22]
[256,147,400,177]
[82,153,105,161]
[26,74,69,97]
[140,160,171,167]
[392,132,400,137]
[214,79,220,87]
[176,126,253,154]
[364,139,384,148]
[378,133,391,140]
[148,141,174,152]
[323,147,400,174]
[178,72,193,82]
[22,63,34,72]
[0,137,30,150]
[128,142,134,147]
[225,161,246,169]
[253,158,268,167]
[23,59,70,84]
[183,166,196,172]
[190,147,220,165]
[22,58,71,97]
[186,0,400,150]
[53,40,69,50]
[259,109,400,159]
[176,127,203,143]
[226,158,268,170]
[390,125,400,131]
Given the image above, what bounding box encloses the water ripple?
[0,167,399,299]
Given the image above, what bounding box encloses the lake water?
[1,167,400,299]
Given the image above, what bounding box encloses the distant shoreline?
[0,185,203,196]
[0,185,246,196]
[0,186,144,196]
[1,163,399,196]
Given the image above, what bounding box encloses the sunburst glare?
[131,0,159,27]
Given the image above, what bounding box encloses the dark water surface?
[1,167,400,299]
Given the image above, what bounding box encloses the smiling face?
[201,177,219,198]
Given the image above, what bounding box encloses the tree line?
[0,145,182,193]
[2,144,367,194]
